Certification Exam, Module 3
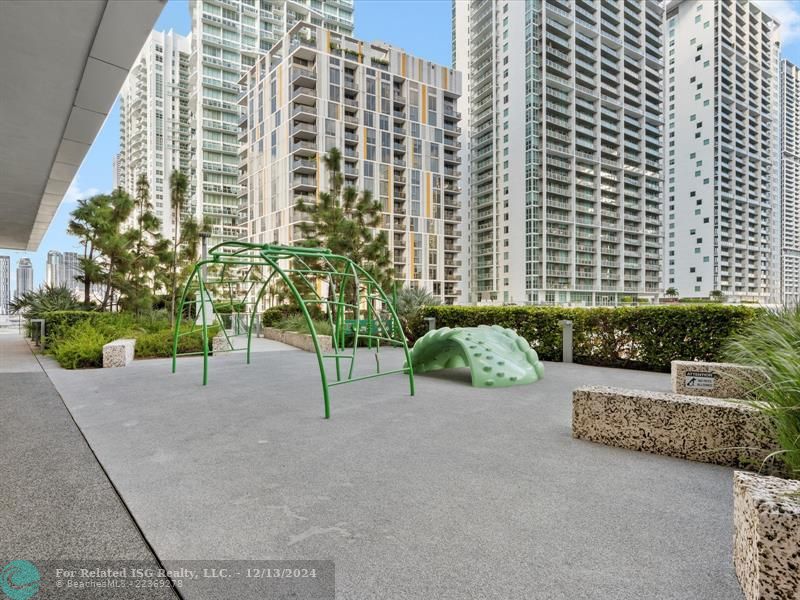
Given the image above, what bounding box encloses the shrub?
[412,304,760,372]
[275,314,333,336]
[724,307,800,478]
[50,318,130,369]
[262,305,301,327]
[135,327,217,358]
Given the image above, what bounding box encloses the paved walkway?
[0,331,176,598]
[42,345,744,600]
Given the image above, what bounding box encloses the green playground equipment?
[406,325,545,387]
[171,242,414,418]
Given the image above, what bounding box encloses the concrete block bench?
[572,386,776,469]
[102,339,135,368]
[671,360,766,399]
[734,471,800,600]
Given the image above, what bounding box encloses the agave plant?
[724,306,800,479]
[9,285,83,319]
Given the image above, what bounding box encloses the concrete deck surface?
[41,345,744,600]
[0,331,176,598]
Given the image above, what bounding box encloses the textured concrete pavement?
[0,331,176,599]
[43,346,744,600]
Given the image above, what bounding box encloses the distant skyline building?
[189,0,355,248]
[45,250,64,287]
[16,258,33,297]
[664,0,781,303]
[454,0,664,305]
[0,256,10,314]
[63,251,81,294]
[781,58,800,306]
[239,22,463,301]
[119,29,192,239]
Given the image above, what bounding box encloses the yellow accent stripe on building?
[421,84,427,124]
[425,172,431,217]
[443,67,448,89]
[401,53,406,77]
[326,30,331,52]
[358,41,363,64]
[388,166,393,209]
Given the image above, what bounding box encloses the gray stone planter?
[734,471,800,600]
[262,327,332,352]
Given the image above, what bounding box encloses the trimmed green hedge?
[411,305,761,372]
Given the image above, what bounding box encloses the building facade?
[238,23,463,301]
[45,250,64,287]
[63,251,81,295]
[189,0,354,248]
[0,256,10,314]
[16,258,33,297]
[454,0,664,306]
[664,0,781,302]
[781,58,800,306]
[119,29,192,239]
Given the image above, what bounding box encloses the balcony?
[291,122,317,140]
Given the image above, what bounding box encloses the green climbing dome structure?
[407,325,545,387]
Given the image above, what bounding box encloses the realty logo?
[0,561,40,600]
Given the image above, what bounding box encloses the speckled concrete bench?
[671,360,766,399]
[102,338,135,368]
[734,471,800,600]
[572,386,776,468]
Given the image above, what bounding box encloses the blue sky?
[4,0,800,291]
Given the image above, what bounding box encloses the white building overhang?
[0,0,165,250]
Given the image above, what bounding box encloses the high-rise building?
[781,58,800,306]
[0,256,10,315]
[239,23,463,301]
[16,258,33,297]
[119,29,192,239]
[45,250,64,287]
[664,0,780,302]
[63,251,81,295]
[454,0,665,306]
[189,0,354,249]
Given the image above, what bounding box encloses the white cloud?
[754,0,800,45]
[62,177,101,205]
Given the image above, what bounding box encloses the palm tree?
[665,287,679,298]
[169,170,189,325]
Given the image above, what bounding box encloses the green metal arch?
[171,242,414,419]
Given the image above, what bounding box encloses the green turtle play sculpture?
[406,325,545,387]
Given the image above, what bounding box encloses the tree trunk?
[84,245,93,306]
[170,206,179,327]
